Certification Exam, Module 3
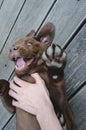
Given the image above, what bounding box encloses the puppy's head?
[8,22,55,76]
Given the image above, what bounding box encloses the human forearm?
[37,102,63,130]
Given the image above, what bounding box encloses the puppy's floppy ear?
[36,22,55,45]
[26,30,35,37]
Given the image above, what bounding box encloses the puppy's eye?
[27,42,32,46]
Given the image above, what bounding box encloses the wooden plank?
[69,85,86,130]
[0,0,26,51]
[0,0,4,9]
[0,101,11,129]
[0,0,3,4]
[63,16,86,50]
[65,24,86,97]
[42,0,86,47]
[0,0,55,129]
[3,115,16,130]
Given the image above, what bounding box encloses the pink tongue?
[16,58,25,68]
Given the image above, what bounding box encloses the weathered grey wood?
[63,15,86,49]
[0,0,26,51]
[70,86,86,130]
[0,0,55,129]
[0,101,11,129]
[0,0,4,9]
[3,115,16,130]
[65,24,86,97]
[0,0,3,5]
[42,0,86,47]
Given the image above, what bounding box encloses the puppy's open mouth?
[14,57,34,73]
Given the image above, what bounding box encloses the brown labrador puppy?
[0,23,76,130]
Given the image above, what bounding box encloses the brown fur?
[0,23,76,130]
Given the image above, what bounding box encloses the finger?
[13,76,24,85]
[12,100,19,107]
[9,89,18,100]
[9,80,13,89]
[10,80,21,92]
[13,76,30,87]
[31,73,44,84]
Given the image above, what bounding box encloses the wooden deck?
[0,0,86,129]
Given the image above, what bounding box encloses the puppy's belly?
[16,108,41,130]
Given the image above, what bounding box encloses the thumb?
[31,73,44,84]
[31,73,49,96]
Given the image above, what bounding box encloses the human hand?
[9,73,52,115]
[9,73,63,130]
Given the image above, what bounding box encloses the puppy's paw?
[42,44,67,69]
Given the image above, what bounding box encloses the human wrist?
[36,103,54,130]
[36,98,62,130]
[37,93,54,115]
[36,95,54,120]
[37,106,62,130]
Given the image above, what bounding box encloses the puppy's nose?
[10,46,17,52]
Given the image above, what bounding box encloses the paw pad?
[42,44,67,69]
